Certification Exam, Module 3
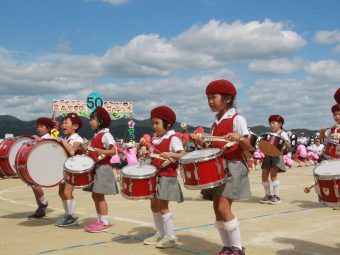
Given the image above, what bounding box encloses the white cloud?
[314,30,340,45]
[248,58,303,75]
[304,60,340,83]
[173,19,306,61]
[102,0,129,6]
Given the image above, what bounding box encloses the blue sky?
[0,0,339,129]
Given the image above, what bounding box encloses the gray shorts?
[202,160,251,201]
[156,176,184,203]
[84,164,119,195]
[261,155,286,172]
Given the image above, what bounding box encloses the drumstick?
[304,183,316,193]
[140,138,175,163]
[87,145,106,161]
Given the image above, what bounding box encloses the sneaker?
[27,203,48,219]
[269,195,282,204]
[260,195,272,204]
[55,214,78,227]
[228,246,245,255]
[143,232,163,245]
[84,220,110,233]
[156,235,177,248]
[217,246,231,255]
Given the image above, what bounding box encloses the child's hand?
[160,152,171,160]
[225,133,241,142]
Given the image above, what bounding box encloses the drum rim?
[248,131,258,137]
[64,155,95,173]
[313,159,340,178]
[259,132,282,139]
[183,178,226,190]
[179,148,222,163]
[326,139,339,145]
[121,164,157,178]
[121,192,155,200]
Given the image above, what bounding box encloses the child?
[293,141,308,167]
[307,138,324,164]
[190,80,252,255]
[123,143,138,165]
[54,113,83,227]
[82,107,118,233]
[253,149,265,170]
[260,115,291,204]
[28,117,55,219]
[143,106,185,248]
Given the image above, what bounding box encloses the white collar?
[158,130,175,141]
[66,133,79,140]
[214,108,236,125]
[95,128,109,135]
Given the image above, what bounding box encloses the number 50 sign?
[86,92,104,111]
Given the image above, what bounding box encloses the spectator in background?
[123,143,138,165]
[298,132,308,146]
[290,130,298,154]
[293,141,308,167]
[307,138,324,164]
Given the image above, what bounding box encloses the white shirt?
[41,133,51,139]
[95,128,115,149]
[154,130,184,152]
[325,125,340,140]
[277,130,289,142]
[65,133,83,146]
[298,136,307,145]
[307,144,324,155]
[213,108,249,136]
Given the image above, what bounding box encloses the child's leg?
[213,196,242,250]
[32,186,48,206]
[270,167,280,197]
[92,192,109,225]
[158,199,175,240]
[150,197,165,236]
[261,168,271,196]
[58,183,76,216]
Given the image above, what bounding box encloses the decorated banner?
[53,99,133,119]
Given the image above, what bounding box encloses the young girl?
[143,106,185,249]
[54,113,83,227]
[82,107,118,233]
[28,117,54,219]
[320,104,340,157]
[293,141,308,167]
[190,80,252,255]
[260,115,291,204]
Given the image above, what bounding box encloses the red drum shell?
[179,148,226,190]
[258,132,284,157]
[323,139,340,159]
[63,155,95,187]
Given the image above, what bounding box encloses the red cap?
[36,117,54,129]
[334,88,340,104]
[63,112,83,130]
[194,127,205,134]
[150,106,176,125]
[268,115,285,125]
[331,104,340,113]
[94,107,111,128]
[206,80,237,96]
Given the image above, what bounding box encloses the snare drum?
[0,136,34,177]
[179,148,226,190]
[15,139,68,187]
[258,132,284,157]
[64,155,95,187]
[121,164,157,200]
[313,160,340,207]
[248,131,258,150]
[323,139,340,159]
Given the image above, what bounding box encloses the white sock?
[62,200,69,215]
[66,200,72,215]
[97,214,101,221]
[38,195,48,205]
[215,221,230,246]
[272,180,280,197]
[100,215,109,225]
[223,219,242,250]
[262,181,271,196]
[162,212,176,240]
[69,199,76,218]
[153,212,165,236]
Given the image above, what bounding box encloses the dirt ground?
[1,164,340,255]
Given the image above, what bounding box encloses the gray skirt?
[201,160,251,201]
[84,164,119,195]
[261,155,286,172]
[156,176,184,203]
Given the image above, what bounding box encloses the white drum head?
[64,155,94,173]
[27,140,68,187]
[9,137,33,174]
[314,160,340,177]
[180,148,221,162]
[122,164,157,178]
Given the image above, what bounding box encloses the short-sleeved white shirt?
[41,133,51,139]
[154,130,184,153]
[66,133,83,146]
[277,130,289,142]
[95,128,115,149]
[213,108,249,136]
